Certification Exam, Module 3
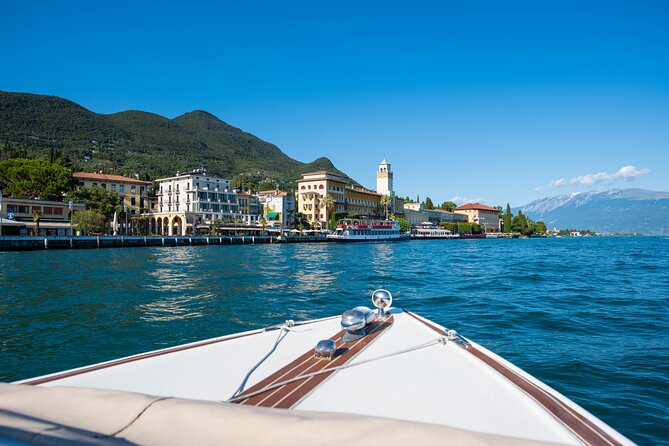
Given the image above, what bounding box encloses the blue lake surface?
[1,237,668,444]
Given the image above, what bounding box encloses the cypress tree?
[504,203,512,233]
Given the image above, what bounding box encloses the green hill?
[0,91,356,187]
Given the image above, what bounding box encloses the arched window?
[301,186,305,190]
[319,185,324,189]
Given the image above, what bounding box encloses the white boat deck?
[15,308,632,446]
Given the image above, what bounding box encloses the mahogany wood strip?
[404,310,622,446]
[236,315,394,409]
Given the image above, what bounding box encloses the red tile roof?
[454,203,499,212]
[74,172,152,185]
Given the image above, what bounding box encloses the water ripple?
[0,237,668,444]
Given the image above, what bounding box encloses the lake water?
[1,237,667,444]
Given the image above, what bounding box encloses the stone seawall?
[0,235,301,251]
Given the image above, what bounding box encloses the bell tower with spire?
[376,158,393,197]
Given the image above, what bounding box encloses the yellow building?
[73,172,152,215]
[454,203,501,232]
[297,171,383,227]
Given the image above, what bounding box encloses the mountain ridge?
[0,91,357,187]
[517,188,669,235]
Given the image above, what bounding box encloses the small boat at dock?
[410,222,460,239]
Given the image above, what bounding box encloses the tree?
[424,197,434,210]
[132,216,150,236]
[294,212,309,230]
[67,187,122,221]
[32,209,42,236]
[440,201,456,212]
[245,181,256,193]
[511,210,533,235]
[380,194,392,219]
[504,203,512,234]
[0,158,74,201]
[534,221,547,234]
[319,195,334,226]
[259,218,267,235]
[72,210,107,235]
[210,218,222,235]
[397,218,411,233]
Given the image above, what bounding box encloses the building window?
[131,197,136,206]
[319,185,324,189]
[101,183,106,189]
[111,184,117,191]
[54,208,63,215]
[18,206,30,214]
[119,185,125,193]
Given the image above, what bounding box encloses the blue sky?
[2,0,667,206]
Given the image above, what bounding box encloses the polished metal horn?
[372,289,393,319]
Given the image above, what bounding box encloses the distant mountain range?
[517,188,669,235]
[0,91,356,187]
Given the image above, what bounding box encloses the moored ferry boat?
[411,222,460,239]
[1,290,634,445]
[327,219,409,242]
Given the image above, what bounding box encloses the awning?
[0,218,25,227]
[266,212,279,219]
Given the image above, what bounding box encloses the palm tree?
[32,209,42,236]
[319,195,334,228]
[380,195,392,220]
[259,218,267,235]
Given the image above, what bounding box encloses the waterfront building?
[73,172,152,215]
[403,202,467,226]
[454,203,501,232]
[237,192,262,226]
[0,197,85,236]
[297,171,383,228]
[257,189,295,228]
[151,169,241,236]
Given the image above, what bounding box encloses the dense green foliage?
[0,158,74,200]
[67,187,122,221]
[439,222,481,233]
[72,210,107,234]
[0,92,358,187]
[504,203,512,233]
[424,197,434,210]
[397,218,411,233]
[440,201,456,212]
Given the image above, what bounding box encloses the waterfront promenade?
[0,235,329,251]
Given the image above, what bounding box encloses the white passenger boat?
[327,219,409,242]
[1,290,633,445]
[411,222,460,239]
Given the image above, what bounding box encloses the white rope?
[229,321,295,399]
[226,336,447,403]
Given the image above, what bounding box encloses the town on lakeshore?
[0,156,578,245]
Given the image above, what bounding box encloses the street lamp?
[124,204,128,236]
[68,201,73,236]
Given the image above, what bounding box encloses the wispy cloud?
[539,165,650,190]
[449,196,486,204]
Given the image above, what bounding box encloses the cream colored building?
[151,169,241,236]
[257,190,295,228]
[296,171,383,227]
[454,203,501,232]
[73,172,151,215]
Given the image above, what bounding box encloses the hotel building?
[73,172,152,215]
[454,203,501,232]
[296,160,406,227]
[151,169,241,235]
